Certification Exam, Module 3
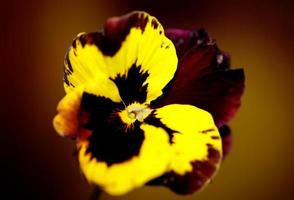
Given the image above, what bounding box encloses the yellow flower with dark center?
[53,11,244,196]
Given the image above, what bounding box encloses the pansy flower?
[53,11,244,196]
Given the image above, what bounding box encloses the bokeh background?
[1,0,294,199]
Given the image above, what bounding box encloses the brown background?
[1,0,294,199]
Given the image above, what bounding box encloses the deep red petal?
[165,28,231,86]
[173,43,219,87]
[219,125,233,160]
[155,69,245,127]
[217,51,231,70]
[155,28,245,127]
[165,28,211,59]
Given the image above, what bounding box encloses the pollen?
[119,103,152,125]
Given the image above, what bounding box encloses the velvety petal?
[158,28,244,126]
[64,11,177,103]
[174,43,219,87]
[165,28,211,59]
[145,104,222,194]
[166,29,221,83]
[165,28,235,87]
[156,69,245,127]
[166,28,230,70]
[78,123,171,195]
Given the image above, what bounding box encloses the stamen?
[128,112,136,119]
[119,103,152,125]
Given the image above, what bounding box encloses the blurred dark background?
[1,0,294,199]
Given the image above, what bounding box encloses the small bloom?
[53,11,244,196]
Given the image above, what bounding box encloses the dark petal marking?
[157,69,245,127]
[63,71,73,87]
[73,12,149,56]
[72,38,77,49]
[65,52,73,72]
[207,147,221,162]
[147,146,221,194]
[144,111,178,143]
[80,92,124,128]
[63,68,74,87]
[151,18,159,29]
[111,64,149,105]
[80,92,145,166]
[77,32,120,56]
[200,128,215,134]
[86,120,145,166]
[211,136,220,140]
[63,51,75,87]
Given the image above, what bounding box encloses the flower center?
[119,103,152,125]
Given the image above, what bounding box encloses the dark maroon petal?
[219,125,233,160]
[172,43,219,88]
[154,28,245,127]
[147,146,221,195]
[217,51,231,70]
[156,69,245,127]
[165,28,211,59]
[164,29,232,88]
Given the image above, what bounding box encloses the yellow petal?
[53,88,83,137]
[150,104,222,176]
[64,11,177,104]
[53,77,121,138]
[78,124,171,195]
